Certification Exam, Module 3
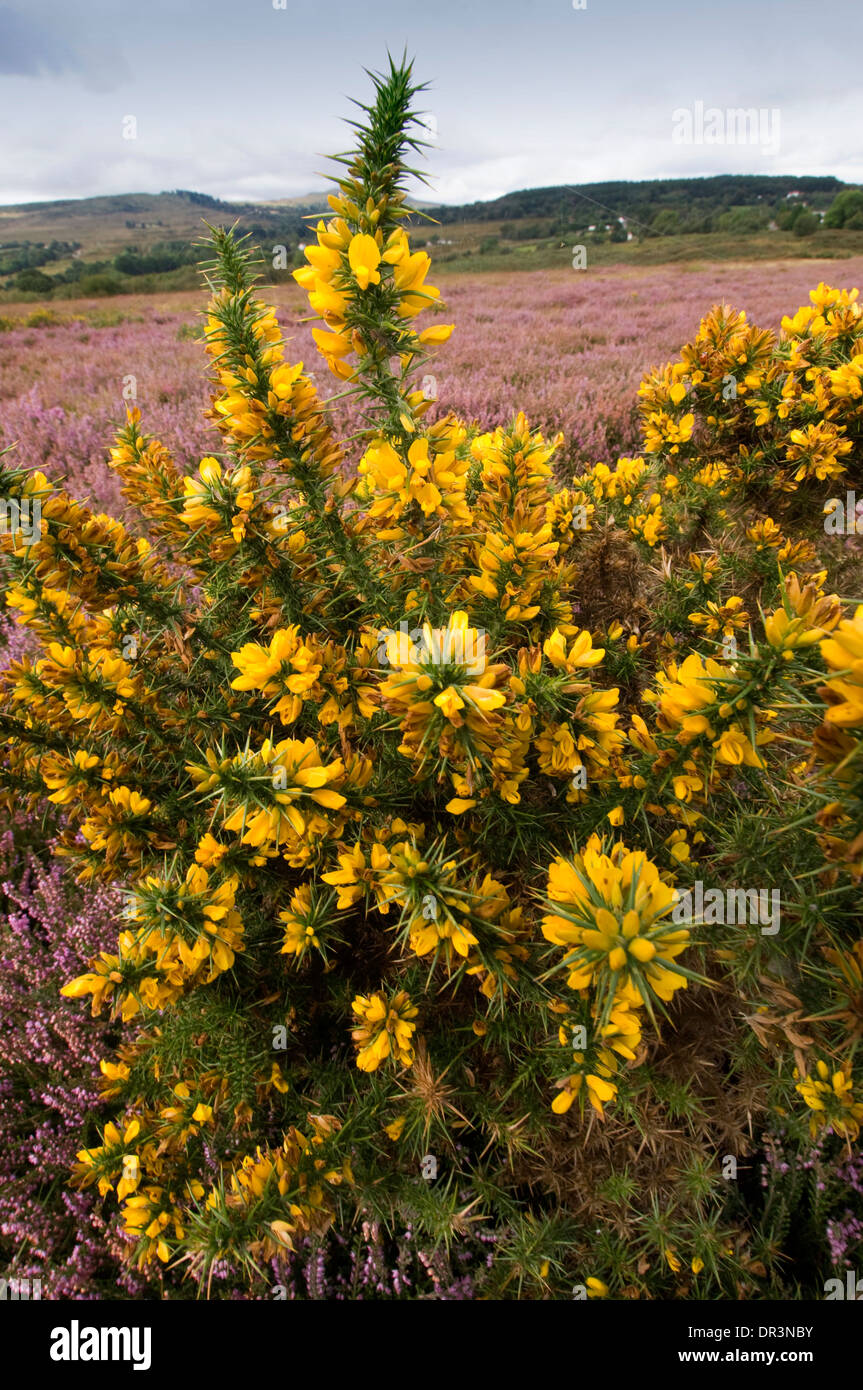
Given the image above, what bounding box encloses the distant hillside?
[0,188,331,299]
[0,188,328,257]
[422,174,849,234]
[1,175,861,301]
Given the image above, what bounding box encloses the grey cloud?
[0,6,131,90]
[0,5,79,76]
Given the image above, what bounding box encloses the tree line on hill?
[422,174,852,230]
[410,179,863,251]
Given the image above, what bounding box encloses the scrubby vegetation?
[1,57,862,1300]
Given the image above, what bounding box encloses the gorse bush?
[2,56,863,1299]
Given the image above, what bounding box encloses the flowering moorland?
[5,259,863,517]
[1,58,862,1300]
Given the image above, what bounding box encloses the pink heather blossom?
[5,259,863,515]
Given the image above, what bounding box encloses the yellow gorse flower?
[351,990,418,1071]
[543,835,690,1019]
[795,1060,863,1141]
[347,233,382,290]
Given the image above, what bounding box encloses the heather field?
[5,256,863,513]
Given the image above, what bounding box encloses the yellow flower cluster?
[231,626,357,728]
[295,215,452,386]
[543,835,690,1114]
[795,1060,863,1141]
[61,864,244,1019]
[204,292,342,478]
[638,285,863,493]
[358,426,471,533]
[813,607,863,873]
[351,990,418,1071]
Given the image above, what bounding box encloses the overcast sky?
[0,0,860,207]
